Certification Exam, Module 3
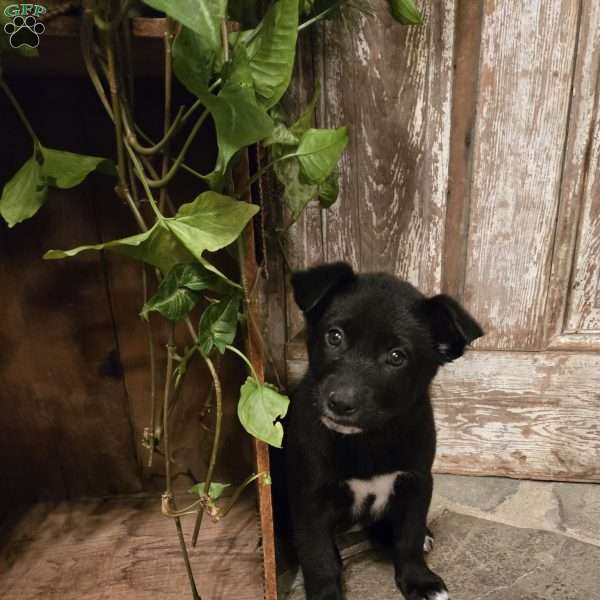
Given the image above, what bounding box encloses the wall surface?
[0,60,253,514]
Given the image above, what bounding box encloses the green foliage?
[268,100,347,218]
[295,127,348,183]
[142,0,226,44]
[0,154,46,227]
[189,481,230,499]
[197,294,241,354]
[0,144,113,227]
[389,0,422,25]
[45,192,259,281]
[245,0,299,109]
[141,263,230,321]
[1,0,419,458]
[172,25,217,92]
[175,42,275,188]
[238,377,289,447]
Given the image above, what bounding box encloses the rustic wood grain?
[463,0,580,350]
[442,0,483,299]
[544,0,600,346]
[285,342,600,482]
[281,34,324,341]
[432,350,600,482]
[314,0,454,297]
[563,68,600,332]
[0,77,142,513]
[0,493,263,600]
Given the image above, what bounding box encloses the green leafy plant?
[0,0,422,596]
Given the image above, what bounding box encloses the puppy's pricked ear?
[421,294,483,363]
[291,262,355,313]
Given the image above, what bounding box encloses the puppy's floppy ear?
[291,262,355,313]
[421,294,483,363]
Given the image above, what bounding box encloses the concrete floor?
[281,475,600,600]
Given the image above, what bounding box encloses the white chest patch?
[346,471,404,517]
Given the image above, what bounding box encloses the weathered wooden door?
[281,0,600,481]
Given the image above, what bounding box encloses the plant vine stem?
[81,7,114,119]
[105,23,129,195]
[163,325,201,600]
[124,141,163,219]
[160,20,174,211]
[142,266,157,468]
[190,353,223,547]
[225,344,260,383]
[146,109,210,189]
[298,1,344,31]
[217,472,266,520]
[0,76,39,143]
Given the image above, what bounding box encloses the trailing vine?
[0,0,422,597]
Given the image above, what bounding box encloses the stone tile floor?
[280,475,600,600]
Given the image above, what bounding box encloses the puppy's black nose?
[327,391,358,416]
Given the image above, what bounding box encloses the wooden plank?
[285,341,600,482]
[563,90,600,332]
[442,0,483,299]
[0,493,263,600]
[463,0,580,350]
[282,34,324,340]
[313,0,454,297]
[545,0,600,343]
[432,350,600,482]
[0,77,142,513]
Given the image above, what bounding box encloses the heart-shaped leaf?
[173,25,217,96]
[141,263,228,321]
[238,377,289,447]
[245,0,299,108]
[1,145,114,228]
[273,155,317,219]
[40,147,115,188]
[317,168,339,208]
[0,154,47,227]
[45,192,258,281]
[189,481,230,500]
[197,294,241,354]
[294,127,348,183]
[389,0,422,25]
[166,191,259,267]
[44,221,193,273]
[177,45,274,189]
[142,0,226,45]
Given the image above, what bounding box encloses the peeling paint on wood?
[432,350,600,482]
[463,0,580,350]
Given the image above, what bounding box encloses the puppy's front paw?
[396,563,449,600]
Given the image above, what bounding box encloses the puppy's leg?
[391,474,449,600]
[292,508,343,600]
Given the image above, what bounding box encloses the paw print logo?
[4,15,45,49]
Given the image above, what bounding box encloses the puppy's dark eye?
[387,348,406,367]
[326,328,344,347]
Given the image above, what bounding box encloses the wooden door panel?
[565,118,600,333]
[313,0,455,294]
[463,0,580,351]
[432,350,600,481]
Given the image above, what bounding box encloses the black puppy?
[285,262,483,600]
